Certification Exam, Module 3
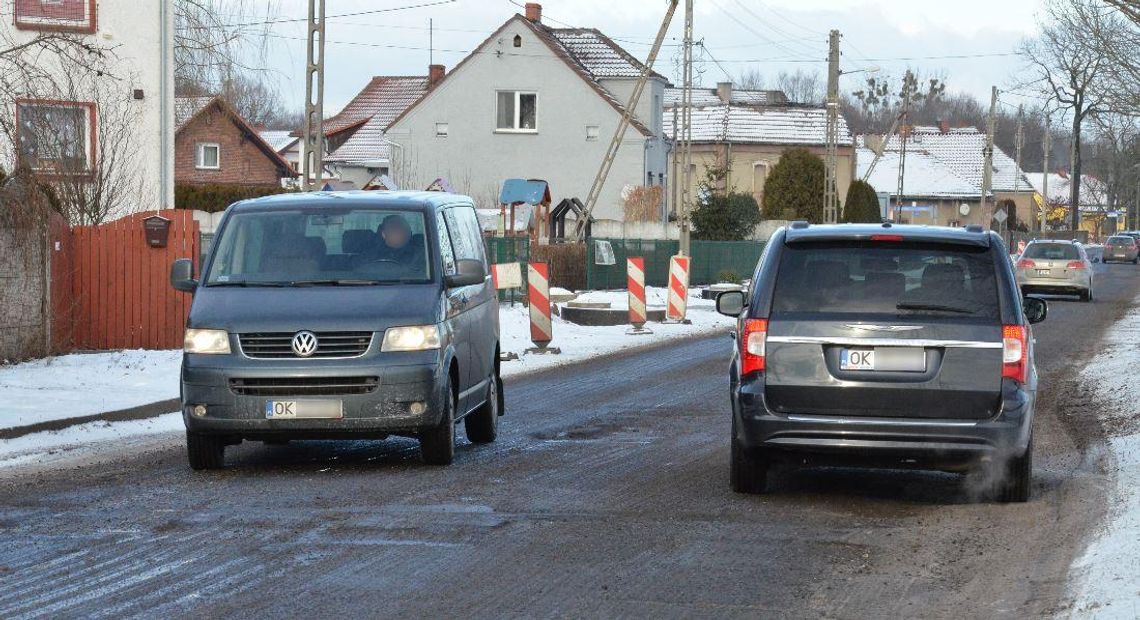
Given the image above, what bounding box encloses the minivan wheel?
[997,436,1032,503]
[420,384,456,465]
[464,374,500,444]
[187,432,225,470]
[730,418,768,494]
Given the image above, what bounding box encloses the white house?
[384,3,669,223]
[0,0,174,217]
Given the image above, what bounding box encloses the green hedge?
[175,183,292,213]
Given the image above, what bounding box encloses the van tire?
[187,432,225,470]
[464,374,500,444]
[998,436,1032,503]
[730,418,768,494]
[421,382,456,465]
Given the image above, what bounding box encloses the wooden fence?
[51,210,199,351]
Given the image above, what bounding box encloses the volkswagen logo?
[291,331,319,357]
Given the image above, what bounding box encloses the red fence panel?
[51,209,199,351]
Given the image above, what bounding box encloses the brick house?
[174,96,296,188]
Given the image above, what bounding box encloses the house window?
[196,143,221,170]
[14,0,96,33]
[435,122,449,138]
[16,100,95,175]
[513,35,522,48]
[585,125,600,141]
[496,91,537,132]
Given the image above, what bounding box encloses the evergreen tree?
[841,180,882,223]
[761,148,825,222]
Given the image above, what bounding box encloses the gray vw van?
[170,191,502,469]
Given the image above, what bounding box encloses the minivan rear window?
[1022,243,1079,260]
[771,241,1000,318]
[1107,236,1134,246]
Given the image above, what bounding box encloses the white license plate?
[1036,269,1051,276]
[265,400,344,419]
[840,348,875,371]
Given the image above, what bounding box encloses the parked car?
[170,191,503,470]
[1103,235,1139,264]
[1015,240,1095,302]
[717,223,1047,502]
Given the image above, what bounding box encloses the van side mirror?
[1023,296,1047,324]
[446,259,487,288]
[716,290,747,317]
[170,258,197,293]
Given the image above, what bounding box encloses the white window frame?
[196,143,221,170]
[435,122,449,138]
[585,125,600,142]
[16,99,95,175]
[495,91,538,133]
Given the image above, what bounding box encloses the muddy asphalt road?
[0,261,1136,619]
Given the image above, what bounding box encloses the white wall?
[0,1,174,216]
[386,16,650,222]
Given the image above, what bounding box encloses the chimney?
[429,64,446,87]
[716,81,733,104]
[525,3,542,23]
[938,118,950,134]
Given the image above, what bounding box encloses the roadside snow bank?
[0,414,183,469]
[1069,303,1140,617]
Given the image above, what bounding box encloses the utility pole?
[678,0,695,256]
[894,97,910,220]
[1041,113,1051,231]
[981,86,998,230]
[669,106,679,239]
[301,0,326,192]
[1013,104,1024,233]
[823,29,841,223]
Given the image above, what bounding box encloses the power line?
[707,0,823,61]
[211,0,458,29]
[696,41,734,81]
[726,0,827,58]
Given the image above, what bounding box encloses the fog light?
[409,402,427,416]
[193,404,207,418]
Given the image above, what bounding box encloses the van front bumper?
[180,352,447,439]
[732,376,1033,470]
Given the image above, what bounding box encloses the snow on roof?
[174,96,215,131]
[1025,172,1108,207]
[664,87,788,107]
[865,126,1032,193]
[857,147,981,199]
[325,76,430,164]
[259,130,298,153]
[664,104,852,147]
[545,28,664,81]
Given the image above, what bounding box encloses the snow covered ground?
[0,287,731,467]
[1069,301,1140,618]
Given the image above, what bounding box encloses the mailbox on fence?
[143,215,172,248]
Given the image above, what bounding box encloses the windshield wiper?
[205,281,288,288]
[895,302,975,314]
[288,279,385,287]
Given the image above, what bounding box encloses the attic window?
[513,35,522,48]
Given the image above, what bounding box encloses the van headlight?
[184,329,231,354]
[382,325,441,352]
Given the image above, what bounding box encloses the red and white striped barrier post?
[526,262,560,354]
[667,255,691,323]
[627,256,652,334]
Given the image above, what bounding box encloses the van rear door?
[763,239,1004,420]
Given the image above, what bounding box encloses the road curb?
[0,399,181,441]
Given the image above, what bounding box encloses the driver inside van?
[371,214,424,268]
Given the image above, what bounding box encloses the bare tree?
[775,69,824,104]
[1019,0,1112,230]
[737,68,765,90]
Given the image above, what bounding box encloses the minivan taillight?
[1002,325,1028,384]
[1066,260,1086,270]
[1016,258,1036,269]
[741,319,768,375]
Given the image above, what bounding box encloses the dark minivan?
[717,223,1047,502]
[170,191,503,469]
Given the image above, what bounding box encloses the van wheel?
[464,374,500,444]
[187,432,225,470]
[421,382,456,465]
[730,418,768,494]
[997,436,1032,503]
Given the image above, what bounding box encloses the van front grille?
[229,376,379,397]
[238,332,373,359]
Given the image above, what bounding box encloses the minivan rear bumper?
[180,352,447,439]
[733,376,1033,469]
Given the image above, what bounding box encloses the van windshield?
[204,207,432,286]
[771,241,1001,318]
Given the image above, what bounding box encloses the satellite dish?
[959,203,971,216]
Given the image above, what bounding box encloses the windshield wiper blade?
[288,279,384,287]
[206,281,288,288]
[895,302,975,314]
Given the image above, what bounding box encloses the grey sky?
[261,0,1046,115]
